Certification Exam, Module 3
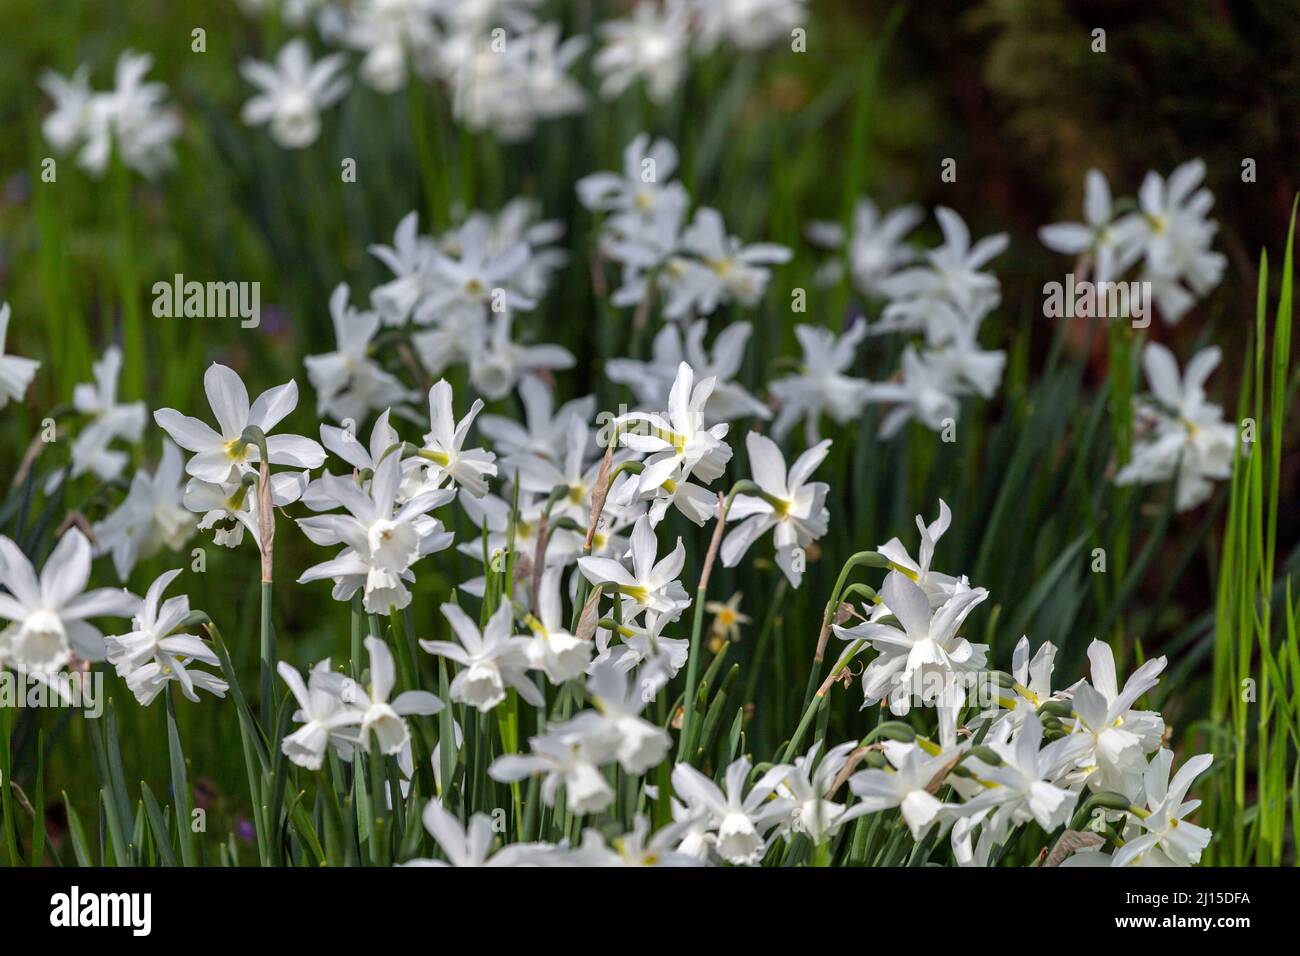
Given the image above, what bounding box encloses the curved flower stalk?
[104,569,227,705]
[1115,342,1239,510]
[0,530,139,677]
[240,38,349,149]
[720,432,830,587]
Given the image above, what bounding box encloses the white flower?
[693,0,809,52]
[468,311,574,401]
[154,363,325,483]
[1115,343,1238,511]
[421,602,542,712]
[414,380,498,497]
[489,712,617,815]
[1067,639,1166,798]
[593,610,689,689]
[39,65,95,155]
[663,208,791,318]
[769,323,871,443]
[577,133,690,245]
[571,815,703,866]
[0,303,40,409]
[94,440,196,581]
[296,451,454,614]
[64,345,147,484]
[342,0,441,93]
[1112,750,1213,867]
[721,432,830,587]
[848,740,959,839]
[671,756,793,865]
[183,469,308,549]
[305,285,414,424]
[104,569,227,706]
[807,199,922,297]
[278,658,364,770]
[584,660,671,774]
[578,515,690,622]
[615,361,733,495]
[479,375,596,464]
[834,571,989,745]
[1126,159,1226,323]
[778,741,870,843]
[406,800,553,866]
[1039,169,1141,286]
[606,320,769,424]
[594,0,691,104]
[0,530,138,675]
[240,39,349,149]
[874,499,962,610]
[521,566,592,684]
[339,636,443,755]
[865,345,962,439]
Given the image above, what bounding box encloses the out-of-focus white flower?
[721,432,830,587]
[305,284,414,424]
[468,311,574,401]
[68,345,146,480]
[421,602,541,712]
[406,799,554,866]
[571,815,703,866]
[662,208,791,319]
[607,320,769,424]
[154,363,325,483]
[240,38,349,149]
[807,199,921,297]
[769,323,870,444]
[479,375,595,463]
[594,0,691,104]
[0,303,41,409]
[414,380,498,497]
[104,569,227,706]
[671,756,793,865]
[584,660,671,773]
[342,0,442,93]
[336,636,443,755]
[1115,343,1238,511]
[1039,170,1141,286]
[1125,160,1226,323]
[0,530,138,675]
[578,133,690,249]
[865,345,962,439]
[692,0,809,52]
[94,440,196,581]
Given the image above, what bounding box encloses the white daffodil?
[571,815,702,866]
[489,711,618,816]
[104,569,227,706]
[866,345,962,439]
[421,602,542,712]
[183,469,308,550]
[593,610,689,690]
[61,345,146,484]
[769,323,871,444]
[961,712,1089,840]
[337,636,443,755]
[1039,169,1142,286]
[1067,639,1166,798]
[305,409,403,510]
[848,740,960,840]
[278,658,364,770]
[693,0,809,52]
[663,208,791,318]
[467,310,574,402]
[778,741,871,843]
[593,0,691,104]
[1111,749,1214,867]
[154,363,325,483]
[369,210,440,327]
[479,374,595,463]
[577,133,690,242]
[521,566,592,684]
[1115,343,1238,511]
[94,440,196,581]
[834,571,989,744]
[0,530,138,675]
[578,514,690,622]
[585,660,671,774]
[1125,159,1226,323]
[807,199,922,297]
[405,799,554,866]
[616,361,733,494]
[0,303,40,409]
[607,320,769,424]
[671,756,793,866]
[721,432,830,587]
[240,38,349,149]
[341,0,441,93]
[875,498,962,610]
[414,380,498,497]
[305,284,413,424]
[296,451,454,614]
